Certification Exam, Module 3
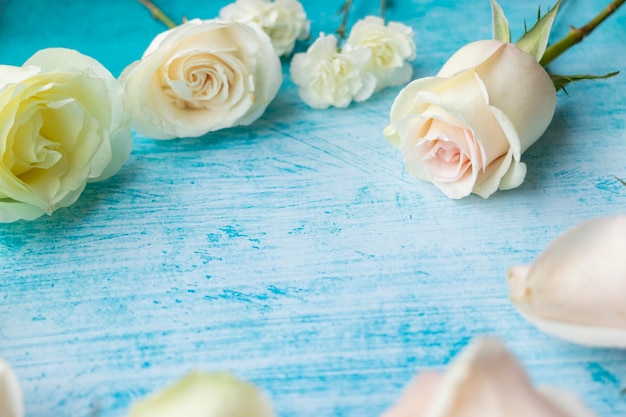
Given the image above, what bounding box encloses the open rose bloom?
[121,19,282,139]
[0,48,132,222]
[382,337,597,417]
[384,40,556,198]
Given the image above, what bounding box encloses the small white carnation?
[345,16,416,91]
[219,0,310,56]
[290,34,376,109]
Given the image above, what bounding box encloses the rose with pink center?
[384,40,556,199]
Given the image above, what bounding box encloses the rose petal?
[382,337,597,417]
[0,360,24,417]
[508,215,626,347]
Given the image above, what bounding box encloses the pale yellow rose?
[0,48,132,222]
[121,19,282,140]
[128,372,275,417]
[384,40,556,199]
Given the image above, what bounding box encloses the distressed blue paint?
[1,1,626,417]
[587,363,621,387]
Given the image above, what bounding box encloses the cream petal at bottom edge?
[517,311,626,348]
[0,360,24,417]
[538,386,598,417]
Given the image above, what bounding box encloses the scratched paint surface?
[1,0,625,416]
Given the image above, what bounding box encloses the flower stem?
[336,0,353,43]
[540,0,625,66]
[138,0,177,29]
[381,0,387,21]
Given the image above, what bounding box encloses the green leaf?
[550,71,620,92]
[516,0,561,62]
[490,0,511,43]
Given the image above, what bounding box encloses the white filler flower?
[290,34,376,109]
[344,16,416,91]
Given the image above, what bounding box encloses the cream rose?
[344,16,416,91]
[219,0,310,57]
[290,34,376,109]
[121,19,282,139]
[384,40,556,199]
[0,48,132,223]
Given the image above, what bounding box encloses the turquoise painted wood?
[1,0,626,416]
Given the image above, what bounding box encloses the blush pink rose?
[384,40,556,199]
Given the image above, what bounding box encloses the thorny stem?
[138,0,177,29]
[541,0,625,66]
[336,0,353,43]
[337,0,388,42]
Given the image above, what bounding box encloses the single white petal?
[508,215,626,347]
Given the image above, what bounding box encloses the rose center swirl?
[164,52,246,110]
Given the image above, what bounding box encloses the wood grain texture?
[1,0,626,416]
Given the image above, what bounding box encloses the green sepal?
[490,0,511,43]
[550,71,620,92]
[516,0,561,62]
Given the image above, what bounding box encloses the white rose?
[219,0,310,57]
[0,48,132,223]
[0,359,24,417]
[344,16,416,91]
[290,34,376,109]
[129,372,275,417]
[121,19,282,139]
[384,40,556,199]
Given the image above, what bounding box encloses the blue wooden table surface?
[1,0,625,416]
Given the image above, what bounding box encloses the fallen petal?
[382,337,596,417]
[508,215,626,348]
